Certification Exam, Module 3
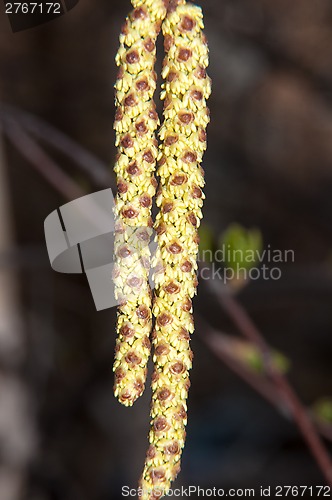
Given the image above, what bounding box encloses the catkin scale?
[139,2,211,497]
[113,0,168,406]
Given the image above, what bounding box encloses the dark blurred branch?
[0,127,36,500]
[0,124,24,363]
[198,317,332,443]
[2,118,85,200]
[197,319,285,410]
[0,104,114,189]
[213,285,332,485]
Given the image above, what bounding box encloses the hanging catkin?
[113,0,168,406]
[139,1,211,497]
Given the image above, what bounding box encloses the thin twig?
[217,288,332,485]
[0,104,114,189]
[0,126,37,500]
[197,316,332,442]
[3,117,85,200]
[197,317,285,410]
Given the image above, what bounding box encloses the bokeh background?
[0,0,332,498]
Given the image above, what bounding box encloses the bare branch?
[0,127,36,500]
[3,117,85,201]
[0,104,113,189]
[214,286,332,485]
[197,316,332,442]
[197,317,285,411]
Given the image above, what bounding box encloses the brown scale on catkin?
[139,1,211,497]
[113,0,168,406]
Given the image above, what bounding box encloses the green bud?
[219,223,263,272]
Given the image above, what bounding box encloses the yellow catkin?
[113,0,168,406]
[139,2,211,497]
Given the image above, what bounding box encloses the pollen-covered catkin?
[139,2,211,496]
[113,0,168,406]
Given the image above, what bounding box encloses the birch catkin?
[113,0,168,406]
[139,2,211,497]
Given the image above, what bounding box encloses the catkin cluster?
[139,3,211,497]
[113,0,168,406]
[113,0,210,497]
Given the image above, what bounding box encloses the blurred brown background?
[0,0,332,498]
